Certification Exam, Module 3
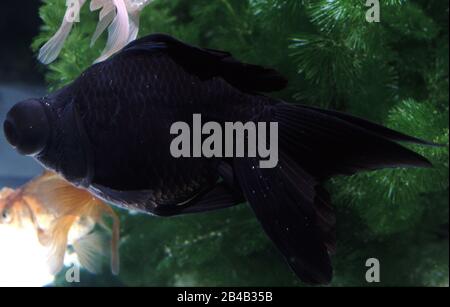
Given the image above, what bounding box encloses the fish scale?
[73,51,262,202]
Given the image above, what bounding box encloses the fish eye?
[4,99,50,156]
[0,208,12,224]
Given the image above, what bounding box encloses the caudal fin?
[232,102,433,284]
[274,103,433,180]
[234,153,335,284]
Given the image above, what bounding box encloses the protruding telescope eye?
[4,99,50,156]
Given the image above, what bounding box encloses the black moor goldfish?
[0,171,120,276]
[4,34,435,283]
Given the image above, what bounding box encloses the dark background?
[0,1,44,84]
[0,1,44,181]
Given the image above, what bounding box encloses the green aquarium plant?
[33,0,448,286]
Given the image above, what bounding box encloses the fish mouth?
[37,98,95,188]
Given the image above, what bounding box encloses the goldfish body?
[5,34,435,283]
[0,172,120,276]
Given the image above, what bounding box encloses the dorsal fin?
[120,33,288,93]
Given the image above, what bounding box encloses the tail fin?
[234,153,334,284]
[274,103,432,180]
[233,103,432,284]
[38,21,74,65]
[298,104,440,147]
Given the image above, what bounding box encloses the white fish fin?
[125,0,153,12]
[38,21,73,64]
[38,0,87,64]
[99,2,115,19]
[72,231,107,274]
[95,201,121,275]
[127,8,141,43]
[91,8,116,47]
[46,215,77,275]
[37,227,52,247]
[90,0,108,11]
[94,0,130,63]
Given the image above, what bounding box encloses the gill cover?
[37,97,95,188]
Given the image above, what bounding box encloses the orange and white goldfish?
[0,171,120,276]
[38,0,152,64]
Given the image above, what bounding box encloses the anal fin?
[234,152,334,284]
